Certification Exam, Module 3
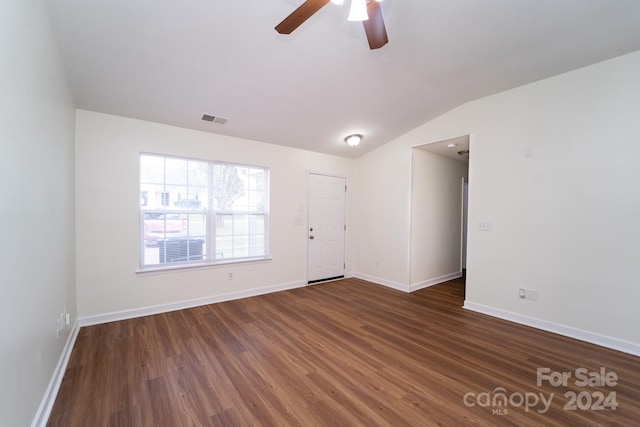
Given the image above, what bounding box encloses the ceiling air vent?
[201,114,228,125]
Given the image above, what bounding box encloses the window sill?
[135,256,272,276]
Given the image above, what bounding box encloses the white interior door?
[308,174,346,283]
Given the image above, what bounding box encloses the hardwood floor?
[47,278,640,426]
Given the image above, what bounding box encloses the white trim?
[352,272,410,292]
[31,320,81,427]
[136,256,272,275]
[409,271,462,292]
[352,271,462,293]
[79,280,306,326]
[463,301,640,357]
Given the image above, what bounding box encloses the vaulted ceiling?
[44,0,640,158]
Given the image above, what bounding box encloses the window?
[140,154,269,269]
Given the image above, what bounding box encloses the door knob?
[309,235,315,240]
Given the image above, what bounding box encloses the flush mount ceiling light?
[447,143,457,148]
[344,134,363,147]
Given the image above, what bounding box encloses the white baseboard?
[79,280,307,326]
[464,301,640,357]
[31,319,80,427]
[409,271,462,292]
[351,271,463,293]
[351,273,410,292]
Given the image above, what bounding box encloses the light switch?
[478,221,493,231]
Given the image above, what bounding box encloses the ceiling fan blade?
[275,0,331,34]
[363,1,388,49]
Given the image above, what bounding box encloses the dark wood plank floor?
[48,278,640,426]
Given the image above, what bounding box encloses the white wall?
[0,1,77,426]
[409,149,468,288]
[352,142,412,289]
[354,50,640,348]
[75,110,355,318]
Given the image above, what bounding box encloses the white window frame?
[139,153,270,271]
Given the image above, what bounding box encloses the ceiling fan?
[275,0,388,50]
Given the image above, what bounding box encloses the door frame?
[461,177,469,272]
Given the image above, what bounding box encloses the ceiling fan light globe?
[347,0,369,21]
[330,0,344,5]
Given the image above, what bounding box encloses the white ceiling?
[416,135,469,163]
[43,0,640,158]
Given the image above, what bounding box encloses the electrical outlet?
[519,288,526,299]
[56,309,70,338]
[228,272,233,280]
